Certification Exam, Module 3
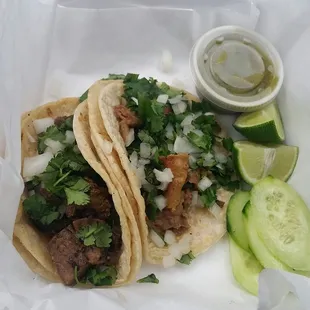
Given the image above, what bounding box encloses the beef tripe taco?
[14,97,141,286]
[89,74,238,266]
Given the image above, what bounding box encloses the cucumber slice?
[250,177,310,271]
[227,191,250,251]
[243,202,294,271]
[229,236,263,296]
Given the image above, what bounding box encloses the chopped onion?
[182,124,195,135]
[164,230,176,245]
[191,191,199,206]
[140,143,151,158]
[138,158,150,166]
[129,151,138,168]
[131,97,139,105]
[23,152,53,178]
[154,195,167,211]
[157,94,169,104]
[215,152,227,164]
[157,182,169,191]
[181,114,194,127]
[26,132,36,143]
[150,230,165,248]
[125,128,135,147]
[165,123,174,140]
[173,136,200,154]
[168,243,183,260]
[163,254,176,268]
[154,168,174,183]
[33,118,54,134]
[169,95,183,104]
[209,203,222,220]
[44,138,64,155]
[172,101,187,115]
[159,49,173,73]
[100,139,113,154]
[198,176,212,191]
[65,130,75,144]
[167,143,174,152]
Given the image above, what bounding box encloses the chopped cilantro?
[84,266,117,286]
[187,132,212,152]
[37,126,66,154]
[178,251,195,265]
[137,273,159,284]
[200,186,217,207]
[76,222,112,248]
[23,194,61,225]
[222,137,233,152]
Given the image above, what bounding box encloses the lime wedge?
[233,141,298,185]
[233,102,285,143]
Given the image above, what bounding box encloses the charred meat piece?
[160,154,189,212]
[48,225,89,285]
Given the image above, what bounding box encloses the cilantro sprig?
[76,222,112,248]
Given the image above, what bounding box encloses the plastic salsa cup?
[189,26,284,113]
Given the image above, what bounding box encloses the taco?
[13,97,141,286]
[87,74,238,266]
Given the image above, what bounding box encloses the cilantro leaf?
[138,130,155,145]
[37,126,66,154]
[178,251,195,265]
[76,222,112,248]
[23,194,60,225]
[187,132,212,152]
[65,188,90,205]
[200,186,217,207]
[222,137,233,152]
[137,273,159,284]
[84,266,117,286]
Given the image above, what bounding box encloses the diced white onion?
[172,101,187,115]
[181,114,194,127]
[182,124,195,135]
[198,176,213,191]
[129,151,138,168]
[169,95,183,104]
[165,123,174,140]
[168,243,183,260]
[163,254,176,268]
[167,143,174,152]
[100,139,113,155]
[26,132,36,143]
[150,230,165,248]
[65,130,75,144]
[131,97,139,105]
[157,182,169,191]
[192,129,204,137]
[159,49,173,73]
[215,152,228,164]
[33,118,54,134]
[23,152,53,178]
[138,158,150,166]
[209,203,222,220]
[125,128,135,147]
[164,230,177,245]
[154,195,167,211]
[140,143,151,159]
[173,136,200,154]
[157,94,169,104]
[154,168,174,183]
[191,191,199,206]
[44,138,65,155]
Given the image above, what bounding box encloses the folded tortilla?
[88,81,234,264]
[14,97,142,286]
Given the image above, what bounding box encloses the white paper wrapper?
[1,0,310,309]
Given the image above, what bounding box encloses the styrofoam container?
[189,26,284,112]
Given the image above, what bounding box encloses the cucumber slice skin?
[229,236,263,296]
[250,176,310,271]
[227,191,250,251]
[243,202,294,271]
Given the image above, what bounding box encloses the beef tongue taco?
[89,74,238,266]
[14,98,141,286]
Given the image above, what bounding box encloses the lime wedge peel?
[233,102,285,144]
[233,141,299,185]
